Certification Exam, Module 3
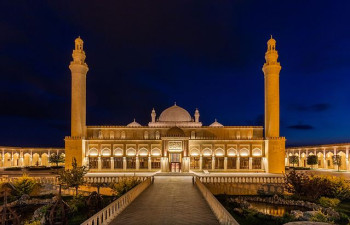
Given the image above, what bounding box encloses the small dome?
[159,103,192,122]
[166,127,185,137]
[127,119,141,127]
[75,36,83,44]
[209,119,223,127]
[267,35,276,45]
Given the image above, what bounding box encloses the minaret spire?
[69,36,89,137]
[262,35,281,138]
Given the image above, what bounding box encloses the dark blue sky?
[0,1,349,147]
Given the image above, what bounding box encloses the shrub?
[309,210,331,223]
[319,197,340,208]
[4,167,22,171]
[110,177,141,197]
[307,155,318,168]
[11,174,41,197]
[284,170,350,201]
[68,194,86,215]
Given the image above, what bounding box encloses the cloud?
[289,103,330,112]
[288,124,314,130]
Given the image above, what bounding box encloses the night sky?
[1,1,350,147]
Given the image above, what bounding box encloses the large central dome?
[158,104,192,122]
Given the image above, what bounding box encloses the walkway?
[110,176,219,225]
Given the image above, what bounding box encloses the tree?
[49,153,65,167]
[59,158,87,196]
[11,174,41,197]
[289,156,299,167]
[307,155,318,168]
[332,155,342,172]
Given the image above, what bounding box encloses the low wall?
[198,175,284,195]
[195,177,239,225]
[81,177,153,225]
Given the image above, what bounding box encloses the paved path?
[110,176,219,225]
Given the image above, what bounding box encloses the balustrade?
[197,175,283,184]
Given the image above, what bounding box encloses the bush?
[284,170,350,201]
[68,194,86,215]
[4,167,22,171]
[319,197,340,208]
[12,174,41,197]
[27,166,49,171]
[110,177,141,197]
[309,210,331,223]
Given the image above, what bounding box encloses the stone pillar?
[148,156,152,170]
[346,147,349,171]
[110,157,114,170]
[161,157,169,172]
[249,157,252,170]
[97,157,101,170]
[298,150,301,167]
[305,149,309,167]
[212,156,215,170]
[38,156,42,166]
[199,156,203,170]
[237,156,240,170]
[11,153,13,167]
[1,149,4,167]
[136,156,140,170]
[224,157,227,171]
[123,157,127,170]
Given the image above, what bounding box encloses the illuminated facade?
[286,143,350,170]
[64,36,286,174]
[0,147,64,167]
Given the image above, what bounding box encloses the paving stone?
[110,176,220,225]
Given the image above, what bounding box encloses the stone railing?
[0,175,59,185]
[197,175,284,184]
[83,176,151,184]
[81,177,153,225]
[195,177,239,225]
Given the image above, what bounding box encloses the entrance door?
[171,162,180,172]
[170,153,181,172]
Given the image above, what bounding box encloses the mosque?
[0,37,286,174]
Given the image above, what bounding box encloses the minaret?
[194,108,200,123]
[262,36,285,174]
[151,108,156,123]
[262,36,281,138]
[69,37,88,137]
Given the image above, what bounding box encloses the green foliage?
[289,156,299,167]
[11,174,41,197]
[284,170,350,201]
[49,153,65,166]
[307,155,318,167]
[309,210,330,223]
[332,155,342,171]
[68,194,86,215]
[110,177,141,197]
[24,221,41,225]
[59,157,87,196]
[319,197,340,208]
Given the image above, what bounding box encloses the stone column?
[11,153,13,167]
[212,156,215,170]
[224,157,227,171]
[298,150,301,167]
[249,157,252,170]
[199,156,203,170]
[123,157,127,170]
[110,157,114,170]
[237,156,240,170]
[148,156,152,170]
[1,149,4,167]
[38,156,42,166]
[305,149,309,167]
[97,156,101,170]
[346,147,349,171]
[136,156,139,170]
